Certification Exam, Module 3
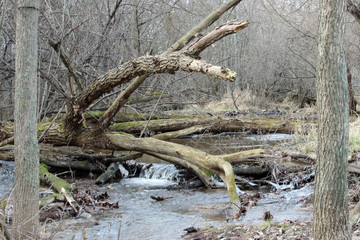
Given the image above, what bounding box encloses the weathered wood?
[95,163,120,185]
[233,165,268,176]
[152,125,211,140]
[187,21,249,56]
[110,117,301,135]
[40,155,103,172]
[0,146,143,171]
[165,0,244,54]
[0,136,13,147]
[39,164,78,210]
[146,152,220,188]
[222,149,267,164]
[103,152,143,164]
[39,193,65,207]
[107,133,240,216]
[64,0,247,135]
[70,54,236,131]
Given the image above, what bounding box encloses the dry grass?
[203,90,281,113]
[292,121,317,153]
[350,117,360,152]
[290,116,360,153]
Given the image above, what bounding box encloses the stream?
[0,133,313,240]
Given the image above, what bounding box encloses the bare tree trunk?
[347,67,357,112]
[313,0,351,239]
[13,0,40,239]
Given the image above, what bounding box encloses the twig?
[38,104,65,142]
[0,137,13,147]
[139,79,170,138]
[117,219,122,240]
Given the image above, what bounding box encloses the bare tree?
[13,0,40,239]
[313,0,351,239]
[11,0,40,238]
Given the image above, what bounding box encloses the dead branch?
[187,21,249,56]
[94,0,246,130]
[152,125,211,141]
[74,54,236,120]
[107,133,241,216]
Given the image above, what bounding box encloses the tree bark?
[110,117,299,135]
[107,134,241,216]
[347,67,357,111]
[13,0,40,239]
[187,21,249,56]
[65,54,237,137]
[39,164,78,211]
[70,0,246,136]
[348,0,360,24]
[313,0,351,239]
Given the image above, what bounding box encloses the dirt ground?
[182,221,312,240]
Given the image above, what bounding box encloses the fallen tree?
[109,117,301,135]
[0,0,253,217]
[107,133,241,214]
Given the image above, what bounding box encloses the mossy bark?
[39,163,78,209]
[109,117,301,135]
[107,133,241,216]
[39,164,72,194]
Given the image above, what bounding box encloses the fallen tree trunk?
[0,145,143,171]
[39,164,78,210]
[146,152,220,188]
[107,133,241,216]
[95,163,120,185]
[152,125,211,140]
[109,117,302,135]
[95,162,130,185]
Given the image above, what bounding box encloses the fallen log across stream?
[0,145,143,171]
[107,133,242,215]
[109,117,301,135]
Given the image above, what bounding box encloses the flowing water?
[0,133,313,240]
[0,160,14,200]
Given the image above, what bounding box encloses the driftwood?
[146,152,220,188]
[95,163,120,185]
[40,155,103,172]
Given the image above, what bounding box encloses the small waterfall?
[139,164,185,183]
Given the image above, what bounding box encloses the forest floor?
[179,98,360,240]
[182,221,313,240]
[3,96,360,239]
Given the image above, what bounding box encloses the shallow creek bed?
[1,131,360,239]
